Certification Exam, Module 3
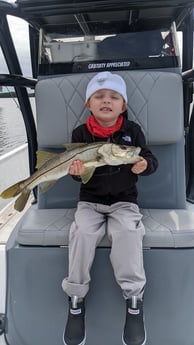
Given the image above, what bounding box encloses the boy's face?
[86,89,127,127]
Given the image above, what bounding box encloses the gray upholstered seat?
[17,207,194,248]
[17,71,192,247]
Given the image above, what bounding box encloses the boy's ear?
[122,102,127,112]
[85,100,91,110]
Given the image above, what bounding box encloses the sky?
[0,15,32,76]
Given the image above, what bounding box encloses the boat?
[1,0,194,344]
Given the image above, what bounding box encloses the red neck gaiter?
[86,114,123,138]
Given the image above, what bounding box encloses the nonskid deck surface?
[0,194,34,245]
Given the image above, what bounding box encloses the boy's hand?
[131,157,148,174]
[69,160,85,176]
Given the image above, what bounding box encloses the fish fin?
[40,180,57,193]
[43,143,88,150]
[80,167,96,184]
[36,151,58,169]
[63,143,88,151]
[14,189,31,212]
[0,181,23,199]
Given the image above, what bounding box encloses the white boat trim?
[0,144,28,161]
[0,144,30,211]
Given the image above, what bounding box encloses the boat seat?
[97,31,165,59]
[17,70,190,248]
[17,207,194,248]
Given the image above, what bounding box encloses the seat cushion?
[17,207,194,248]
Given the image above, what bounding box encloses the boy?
[62,71,158,345]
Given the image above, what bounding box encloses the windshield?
[39,11,180,74]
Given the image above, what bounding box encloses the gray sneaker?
[122,297,146,345]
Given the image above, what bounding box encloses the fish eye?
[119,145,127,150]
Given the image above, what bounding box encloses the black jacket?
[72,118,158,205]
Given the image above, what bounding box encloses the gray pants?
[62,201,146,300]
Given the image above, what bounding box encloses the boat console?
[5,69,194,345]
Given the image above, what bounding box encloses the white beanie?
[86,71,128,103]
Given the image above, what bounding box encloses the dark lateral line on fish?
[25,143,105,189]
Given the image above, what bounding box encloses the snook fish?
[0,142,141,212]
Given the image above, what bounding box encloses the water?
[0,97,35,211]
[0,97,35,156]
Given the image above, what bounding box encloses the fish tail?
[0,180,25,199]
[14,189,31,212]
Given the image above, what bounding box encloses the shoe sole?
[122,327,147,345]
[63,332,86,345]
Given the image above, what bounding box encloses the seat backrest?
[35,70,185,209]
